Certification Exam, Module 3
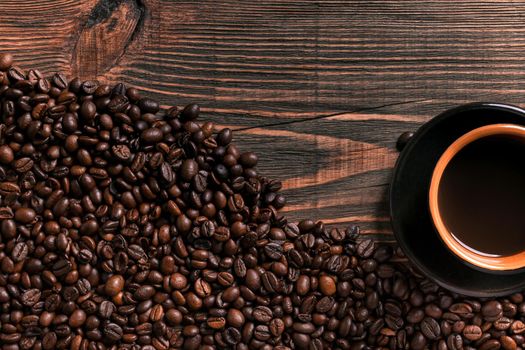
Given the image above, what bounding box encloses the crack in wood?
[234,98,432,131]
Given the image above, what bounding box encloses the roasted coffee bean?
[495,317,512,331]
[0,53,13,70]
[53,258,72,277]
[253,306,273,323]
[141,128,163,143]
[464,324,483,341]
[0,181,20,195]
[180,103,200,121]
[99,300,116,319]
[112,145,131,161]
[270,318,285,336]
[14,207,36,223]
[217,271,234,286]
[224,327,242,345]
[108,94,129,113]
[226,308,245,328]
[421,317,441,340]
[69,309,87,328]
[483,300,504,321]
[511,320,525,334]
[450,302,473,317]
[21,289,41,306]
[207,317,226,329]
[105,274,125,296]
[194,278,212,297]
[12,242,29,262]
[500,335,517,350]
[264,242,283,260]
[319,275,336,296]
[135,285,156,300]
[480,339,502,350]
[181,159,199,181]
[0,145,14,164]
[42,332,57,350]
[262,270,280,293]
[356,239,375,258]
[104,323,123,342]
[254,325,271,341]
[234,258,247,278]
[396,131,415,151]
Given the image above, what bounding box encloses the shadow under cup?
[429,124,525,271]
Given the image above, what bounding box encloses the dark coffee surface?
[439,134,525,256]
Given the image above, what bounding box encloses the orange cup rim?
[429,123,525,271]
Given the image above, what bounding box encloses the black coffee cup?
[390,102,525,296]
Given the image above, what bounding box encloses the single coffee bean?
[0,53,14,70]
[21,289,41,306]
[51,259,71,278]
[224,327,242,345]
[495,317,513,331]
[141,128,163,143]
[239,152,258,167]
[99,300,116,319]
[227,309,245,328]
[180,159,198,181]
[262,271,280,293]
[511,320,525,334]
[357,239,375,258]
[112,145,131,161]
[464,324,483,341]
[207,317,226,329]
[319,275,336,296]
[421,317,441,340]
[217,272,234,286]
[104,275,125,297]
[180,103,200,120]
[480,339,502,350]
[12,242,29,262]
[254,324,271,341]
[253,306,273,323]
[104,322,123,342]
[42,332,57,350]
[134,285,156,300]
[396,131,414,151]
[14,207,36,223]
[194,278,212,297]
[500,335,517,350]
[69,309,87,328]
[138,98,160,113]
[483,301,504,321]
[0,145,14,164]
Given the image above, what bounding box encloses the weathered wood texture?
[1,0,524,239]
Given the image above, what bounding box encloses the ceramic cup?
[429,123,525,271]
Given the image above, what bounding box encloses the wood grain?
[2,0,525,238]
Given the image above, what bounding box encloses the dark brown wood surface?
[2,0,524,239]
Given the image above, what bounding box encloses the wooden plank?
[2,0,525,237]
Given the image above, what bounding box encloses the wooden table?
[2,0,524,241]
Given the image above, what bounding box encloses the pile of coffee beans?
[1,53,525,350]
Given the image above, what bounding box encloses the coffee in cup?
[429,124,525,270]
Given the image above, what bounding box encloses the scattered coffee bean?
[396,131,415,151]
